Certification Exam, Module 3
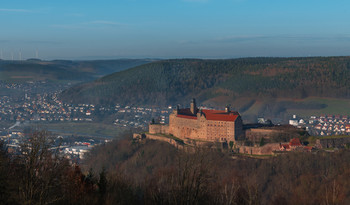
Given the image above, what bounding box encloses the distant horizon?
[1,1,350,59]
[1,54,350,61]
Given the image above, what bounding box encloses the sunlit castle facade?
[149,99,244,143]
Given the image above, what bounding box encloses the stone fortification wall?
[238,143,280,155]
[245,128,289,143]
[247,128,282,136]
[316,137,350,149]
[134,133,279,156]
[245,128,276,142]
[149,124,169,134]
[145,134,184,149]
[168,114,205,140]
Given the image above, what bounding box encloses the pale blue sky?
[0,0,350,59]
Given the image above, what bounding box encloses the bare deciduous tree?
[17,130,69,205]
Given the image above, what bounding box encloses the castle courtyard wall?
[149,124,169,134]
[238,143,280,155]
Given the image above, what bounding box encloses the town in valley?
[2,80,350,160]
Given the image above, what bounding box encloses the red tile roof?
[177,114,197,120]
[176,108,239,122]
[178,108,197,116]
[177,108,198,120]
[289,138,302,147]
[202,109,239,122]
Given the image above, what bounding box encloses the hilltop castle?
[141,99,307,155]
[149,99,244,143]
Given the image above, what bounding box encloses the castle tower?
[174,104,180,115]
[190,98,197,115]
[225,105,230,113]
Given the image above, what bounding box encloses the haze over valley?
[2,0,350,204]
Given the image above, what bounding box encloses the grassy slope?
[285,97,350,117]
[238,97,350,121]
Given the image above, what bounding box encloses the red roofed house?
[149,99,244,143]
[280,138,303,151]
[346,124,350,131]
[289,138,302,149]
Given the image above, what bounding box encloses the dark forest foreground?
[1,131,349,205]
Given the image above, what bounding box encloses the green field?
[31,122,128,138]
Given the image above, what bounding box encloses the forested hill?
[0,59,153,83]
[60,57,350,106]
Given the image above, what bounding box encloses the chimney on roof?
[190,98,197,115]
[225,105,230,113]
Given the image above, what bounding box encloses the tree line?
[1,131,350,204]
